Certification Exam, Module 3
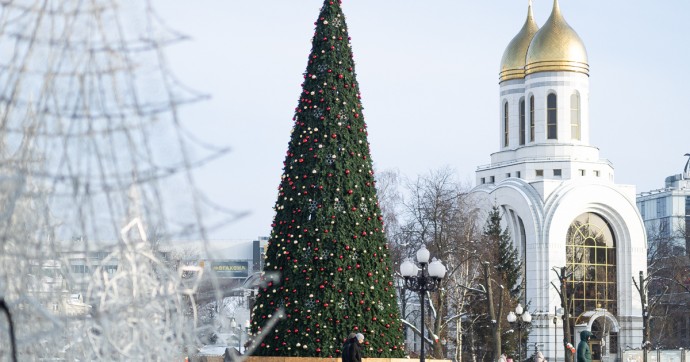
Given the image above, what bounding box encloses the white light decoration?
[507,311,517,323]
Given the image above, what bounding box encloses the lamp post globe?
[416,245,430,264]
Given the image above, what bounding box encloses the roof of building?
[525,0,588,75]
[499,2,539,82]
[500,0,589,80]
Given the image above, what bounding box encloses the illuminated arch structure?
[472,1,647,360]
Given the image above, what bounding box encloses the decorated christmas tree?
[249,0,406,358]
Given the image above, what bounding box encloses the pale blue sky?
[152,1,690,240]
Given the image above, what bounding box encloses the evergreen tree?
[471,205,524,359]
[484,205,522,297]
[249,0,405,358]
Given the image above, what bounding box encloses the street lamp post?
[400,245,447,362]
[553,314,557,362]
[507,303,532,362]
[230,318,241,352]
[230,318,250,353]
[244,320,250,352]
[553,307,563,362]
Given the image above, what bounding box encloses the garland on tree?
[249,1,406,358]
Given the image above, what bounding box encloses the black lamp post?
[400,245,446,362]
[507,303,532,362]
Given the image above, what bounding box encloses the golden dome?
[499,3,539,82]
[525,0,588,76]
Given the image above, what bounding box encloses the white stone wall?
[472,176,648,361]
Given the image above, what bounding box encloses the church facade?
[471,1,647,360]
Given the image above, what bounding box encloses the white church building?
[471,1,647,360]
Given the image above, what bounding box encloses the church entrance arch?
[574,309,620,362]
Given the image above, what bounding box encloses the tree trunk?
[483,262,501,362]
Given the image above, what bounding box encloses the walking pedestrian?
[341,332,356,362]
[577,330,593,362]
[349,333,365,362]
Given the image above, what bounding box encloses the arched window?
[547,93,557,139]
[529,95,535,142]
[566,213,617,320]
[504,102,509,147]
[571,92,581,140]
[519,99,526,145]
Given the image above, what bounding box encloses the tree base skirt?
[195,357,451,362]
[245,358,451,362]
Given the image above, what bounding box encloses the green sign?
[211,261,249,278]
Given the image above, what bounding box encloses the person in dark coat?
[341,332,356,362]
[577,330,593,362]
[349,333,364,362]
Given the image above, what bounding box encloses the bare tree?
[380,167,482,359]
[642,221,690,349]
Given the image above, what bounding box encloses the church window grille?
[566,213,618,320]
[547,93,557,139]
[571,92,581,140]
[535,169,543,177]
[504,102,509,147]
[554,169,562,177]
[529,96,535,142]
[519,99,526,145]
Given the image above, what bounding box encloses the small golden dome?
[525,0,588,76]
[499,3,539,83]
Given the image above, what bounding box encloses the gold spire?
[525,0,589,76]
[499,1,539,82]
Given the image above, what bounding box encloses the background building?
[471,1,646,360]
[636,156,690,348]
[637,156,690,256]
[53,237,268,306]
